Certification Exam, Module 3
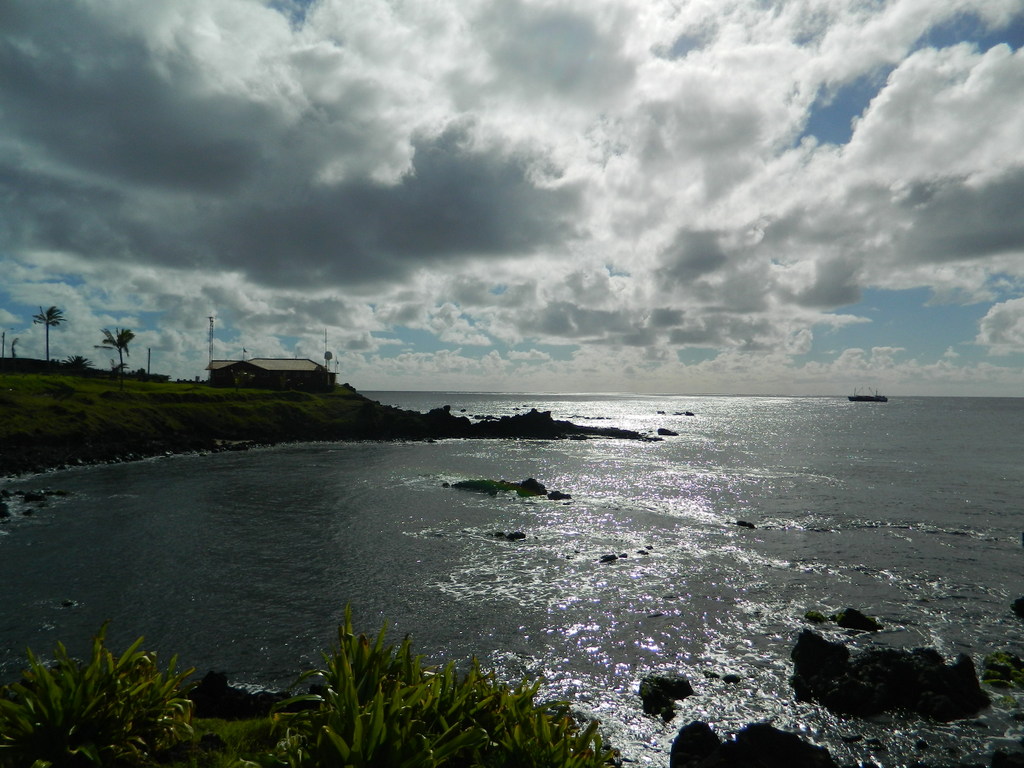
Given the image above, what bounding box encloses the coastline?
[0,375,650,478]
[4,377,1023,767]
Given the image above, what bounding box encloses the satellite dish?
[325,351,333,361]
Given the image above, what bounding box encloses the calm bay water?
[1,393,1022,765]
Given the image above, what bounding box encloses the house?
[206,358,336,391]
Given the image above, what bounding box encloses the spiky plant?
[0,625,194,767]
[272,608,611,768]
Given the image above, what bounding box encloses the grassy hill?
[0,374,432,475]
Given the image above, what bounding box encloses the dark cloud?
[0,3,269,193]
[657,230,729,284]
[896,170,1024,263]
[667,314,776,351]
[0,161,135,260]
[526,300,633,341]
[648,308,685,328]
[789,256,862,308]
[216,125,584,286]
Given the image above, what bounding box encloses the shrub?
[271,608,611,768]
[0,624,194,767]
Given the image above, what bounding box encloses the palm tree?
[95,328,135,389]
[32,306,66,363]
[63,355,94,371]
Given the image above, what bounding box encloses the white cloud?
[0,0,1022,393]
[976,297,1024,354]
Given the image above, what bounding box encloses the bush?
[0,625,194,767]
[271,608,611,768]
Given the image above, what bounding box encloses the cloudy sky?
[2,0,1023,395]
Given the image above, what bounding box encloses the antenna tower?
[208,316,215,364]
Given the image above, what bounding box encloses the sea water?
[1,393,1022,766]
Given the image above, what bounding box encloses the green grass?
[160,718,278,768]
[0,373,436,474]
[0,374,370,443]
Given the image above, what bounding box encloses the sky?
[2,0,1024,396]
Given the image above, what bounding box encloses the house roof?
[247,358,324,371]
[206,358,326,372]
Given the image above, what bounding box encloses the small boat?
[848,388,888,402]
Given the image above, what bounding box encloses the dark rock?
[790,630,990,721]
[722,674,742,684]
[599,554,618,563]
[993,751,1024,768]
[547,490,572,500]
[658,428,679,436]
[22,491,45,502]
[1013,597,1024,619]
[640,674,695,720]
[505,531,527,541]
[519,478,547,495]
[735,520,756,529]
[670,721,720,767]
[670,721,838,768]
[0,502,8,518]
[189,670,288,719]
[833,607,883,631]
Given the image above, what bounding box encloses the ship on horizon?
[849,388,888,402]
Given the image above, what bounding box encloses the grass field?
[0,373,424,475]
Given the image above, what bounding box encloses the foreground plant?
[271,607,611,768]
[0,624,194,767]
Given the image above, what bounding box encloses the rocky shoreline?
[0,395,651,478]
[4,383,1022,766]
[185,622,1024,768]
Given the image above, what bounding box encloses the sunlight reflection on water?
[2,394,1022,766]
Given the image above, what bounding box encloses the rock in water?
[518,478,547,495]
[832,607,883,631]
[639,674,695,720]
[670,721,720,767]
[1012,597,1024,619]
[670,721,838,768]
[189,671,288,719]
[790,630,990,721]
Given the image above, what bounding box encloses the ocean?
[1,393,1021,766]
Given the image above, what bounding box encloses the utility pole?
[147,347,151,375]
[208,316,215,365]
